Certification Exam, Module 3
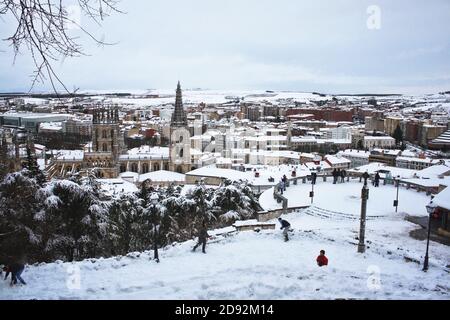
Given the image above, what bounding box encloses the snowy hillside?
[1,208,448,300]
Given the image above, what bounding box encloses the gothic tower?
[169,82,191,173]
[85,106,122,178]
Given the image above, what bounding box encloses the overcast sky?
[1,0,449,94]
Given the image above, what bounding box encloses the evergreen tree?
[106,193,149,256]
[0,171,43,262]
[393,124,404,146]
[23,145,46,186]
[356,139,364,150]
[0,136,10,181]
[38,180,108,261]
[212,179,259,223]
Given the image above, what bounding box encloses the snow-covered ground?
[94,89,328,108]
[259,180,431,218]
[1,179,449,300]
[1,206,448,300]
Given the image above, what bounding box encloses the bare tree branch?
[0,0,123,94]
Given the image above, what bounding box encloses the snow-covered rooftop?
[138,170,186,183]
[416,164,450,179]
[120,146,169,160]
[433,185,450,211]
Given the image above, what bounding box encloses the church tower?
[85,106,122,178]
[169,82,191,173]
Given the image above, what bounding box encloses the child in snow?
[316,250,328,267]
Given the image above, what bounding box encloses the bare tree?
[0,0,122,93]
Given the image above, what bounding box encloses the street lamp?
[394,175,400,213]
[310,170,316,204]
[358,172,370,253]
[150,192,160,263]
[423,201,437,271]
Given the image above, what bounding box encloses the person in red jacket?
[316,250,328,267]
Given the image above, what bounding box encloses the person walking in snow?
[278,180,285,195]
[374,172,380,187]
[316,250,328,267]
[332,169,338,184]
[341,169,346,183]
[193,221,209,254]
[7,256,27,286]
[278,217,291,242]
[2,265,11,281]
[9,262,26,286]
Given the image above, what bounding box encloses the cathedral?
[169,81,192,173]
[84,106,123,178]
[46,82,192,179]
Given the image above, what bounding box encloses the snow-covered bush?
[36,179,108,262]
[0,170,43,263]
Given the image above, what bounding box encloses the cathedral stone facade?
[47,82,191,179]
[83,107,123,178]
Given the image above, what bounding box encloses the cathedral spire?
[171,81,187,127]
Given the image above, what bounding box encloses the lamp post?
[150,193,160,263]
[358,173,370,253]
[394,175,400,213]
[310,171,316,204]
[423,201,437,272]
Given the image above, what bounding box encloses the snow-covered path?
[1,210,448,300]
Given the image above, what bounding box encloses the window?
[102,130,107,139]
[102,143,108,152]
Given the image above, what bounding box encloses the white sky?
[0,0,449,94]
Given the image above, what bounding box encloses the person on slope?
[7,255,27,286]
[316,250,328,267]
[278,217,291,242]
[2,265,11,281]
[193,221,209,254]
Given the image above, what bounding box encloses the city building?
[0,112,72,133]
[363,136,395,149]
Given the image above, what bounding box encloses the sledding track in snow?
[301,206,387,221]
